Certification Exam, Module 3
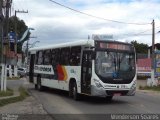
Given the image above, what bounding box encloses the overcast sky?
[12,0,160,47]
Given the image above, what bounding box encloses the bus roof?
[29,39,133,52]
[29,39,94,51]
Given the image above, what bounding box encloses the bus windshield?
[95,51,135,81]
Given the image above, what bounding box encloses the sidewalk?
[136,79,160,96]
[0,82,20,100]
[136,79,147,89]
[0,78,48,114]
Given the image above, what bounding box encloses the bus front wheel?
[35,84,38,90]
[105,96,113,102]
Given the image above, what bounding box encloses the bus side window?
[37,51,43,65]
[35,51,39,64]
[44,50,51,65]
[27,52,30,65]
[70,46,81,66]
[51,49,60,65]
[51,49,55,65]
[60,47,70,65]
[56,49,60,64]
[51,49,60,79]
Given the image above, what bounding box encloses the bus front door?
[29,54,35,83]
[81,51,92,94]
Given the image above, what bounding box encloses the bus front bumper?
[91,84,136,97]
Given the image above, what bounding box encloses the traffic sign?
[8,31,16,43]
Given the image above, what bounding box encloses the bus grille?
[106,90,129,96]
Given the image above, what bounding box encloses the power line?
[134,26,160,35]
[49,0,150,25]
[121,26,160,38]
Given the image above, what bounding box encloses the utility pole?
[0,0,4,63]
[0,0,12,91]
[0,0,4,91]
[13,10,28,77]
[25,36,36,67]
[151,19,155,86]
[4,0,11,91]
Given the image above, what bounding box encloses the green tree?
[8,16,29,53]
[131,40,149,54]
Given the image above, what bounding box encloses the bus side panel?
[41,78,59,89]
[33,76,37,84]
[32,65,81,92]
[58,66,81,92]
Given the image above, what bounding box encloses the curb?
[0,89,20,100]
[0,87,29,107]
[137,89,160,95]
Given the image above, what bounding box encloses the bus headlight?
[94,79,103,88]
[131,80,136,90]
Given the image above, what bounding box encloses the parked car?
[17,68,27,77]
[7,68,14,77]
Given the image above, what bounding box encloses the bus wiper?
[118,54,121,71]
[113,54,117,72]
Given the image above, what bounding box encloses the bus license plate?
[113,93,121,96]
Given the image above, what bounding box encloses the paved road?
[7,79,25,89]
[4,79,160,120]
[29,86,160,116]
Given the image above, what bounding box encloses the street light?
[26,28,35,51]
[29,41,40,48]
[25,28,35,67]
[28,28,34,31]
[22,40,39,50]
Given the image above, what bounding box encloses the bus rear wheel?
[70,82,80,100]
[37,76,43,91]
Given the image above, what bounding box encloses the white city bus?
[28,36,136,100]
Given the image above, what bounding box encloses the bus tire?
[105,96,113,102]
[35,84,38,90]
[37,76,43,91]
[69,80,74,97]
[72,82,80,100]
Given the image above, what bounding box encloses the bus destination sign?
[98,42,131,51]
[92,34,113,40]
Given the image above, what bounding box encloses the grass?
[139,85,160,92]
[7,76,20,80]
[0,87,29,107]
[0,88,13,97]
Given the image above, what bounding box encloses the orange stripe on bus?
[57,65,68,80]
[62,66,68,80]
